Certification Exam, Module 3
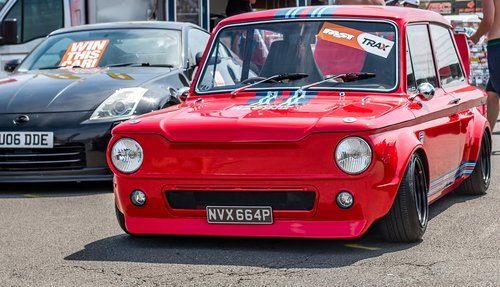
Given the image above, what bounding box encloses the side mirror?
[195,52,203,67]
[1,19,18,45]
[4,58,20,73]
[176,87,190,102]
[416,83,435,101]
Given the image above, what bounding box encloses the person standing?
[226,0,256,17]
[470,0,500,131]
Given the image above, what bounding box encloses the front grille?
[166,190,316,211]
[0,144,86,171]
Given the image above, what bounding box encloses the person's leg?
[486,91,499,131]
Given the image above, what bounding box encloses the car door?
[406,24,462,197]
[429,24,485,170]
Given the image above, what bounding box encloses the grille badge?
[13,115,30,125]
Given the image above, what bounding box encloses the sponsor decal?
[107,72,134,81]
[59,40,109,68]
[40,73,81,80]
[317,23,394,58]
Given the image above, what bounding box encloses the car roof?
[218,6,450,27]
[50,21,204,36]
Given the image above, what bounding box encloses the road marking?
[344,244,380,251]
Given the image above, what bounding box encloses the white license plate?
[206,206,273,224]
[0,132,54,148]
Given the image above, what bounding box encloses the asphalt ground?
[1,124,499,287]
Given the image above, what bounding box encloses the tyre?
[455,133,491,195]
[115,204,130,234]
[377,153,429,242]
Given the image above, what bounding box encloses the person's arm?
[470,0,494,44]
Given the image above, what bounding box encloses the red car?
[107,6,491,242]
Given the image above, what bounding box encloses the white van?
[0,0,164,78]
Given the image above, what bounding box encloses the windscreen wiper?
[296,72,375,96]
[231,73,308,97]
[38,65,82,70]
[105,62,174,68]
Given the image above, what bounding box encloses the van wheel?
[455,133,491,195]
[377,153,428,242]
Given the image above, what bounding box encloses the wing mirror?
[0,19,18,45]
[410,83,435,101]
[176,87,190,102]
[195,52,203,67]
[4,58,20,73]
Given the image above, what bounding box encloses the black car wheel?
[377,153,428,242]
[455,133,491,195]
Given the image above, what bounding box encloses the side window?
[5,0,63,44]
[406,38,416,92]
[406,25,438,88]
[430,24,465,87]
[188,29,210,61]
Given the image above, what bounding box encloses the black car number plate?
[206,206,273,224]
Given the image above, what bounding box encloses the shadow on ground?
[0,182,112,198]
[64,192,482,268]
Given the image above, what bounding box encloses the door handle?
[448,97,461,104]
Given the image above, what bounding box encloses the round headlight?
[111,138,143,173]
[335,137,372,174]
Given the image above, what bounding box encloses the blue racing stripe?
[279,91,318,106]
[275,6,337,19]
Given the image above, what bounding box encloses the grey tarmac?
[1,124,499,287]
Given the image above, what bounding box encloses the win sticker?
[59,40,109,68]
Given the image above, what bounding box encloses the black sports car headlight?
[89,87,148,121]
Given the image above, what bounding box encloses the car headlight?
[90,87,148,121]
[335,137,372,174]
[111,138,143,173]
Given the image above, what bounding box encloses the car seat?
[259,40,323,82]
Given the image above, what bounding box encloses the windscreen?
[17,28,181,71]
[196,20,398,93]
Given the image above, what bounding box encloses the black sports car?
[0,21,210,182]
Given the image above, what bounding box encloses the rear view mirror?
[1,19,18,45]
[4,59,20,73]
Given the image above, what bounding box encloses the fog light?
[336,191,354,209]
[130,190,146,206]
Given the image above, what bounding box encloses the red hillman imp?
[108,6,491,242]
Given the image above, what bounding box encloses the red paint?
[108,7,489,238]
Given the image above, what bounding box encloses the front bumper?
[114,177,400,239]
[0,111,116,182]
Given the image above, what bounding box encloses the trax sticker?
[59,40,109,68]
[317,23,394,58]
[357,33,394,58]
